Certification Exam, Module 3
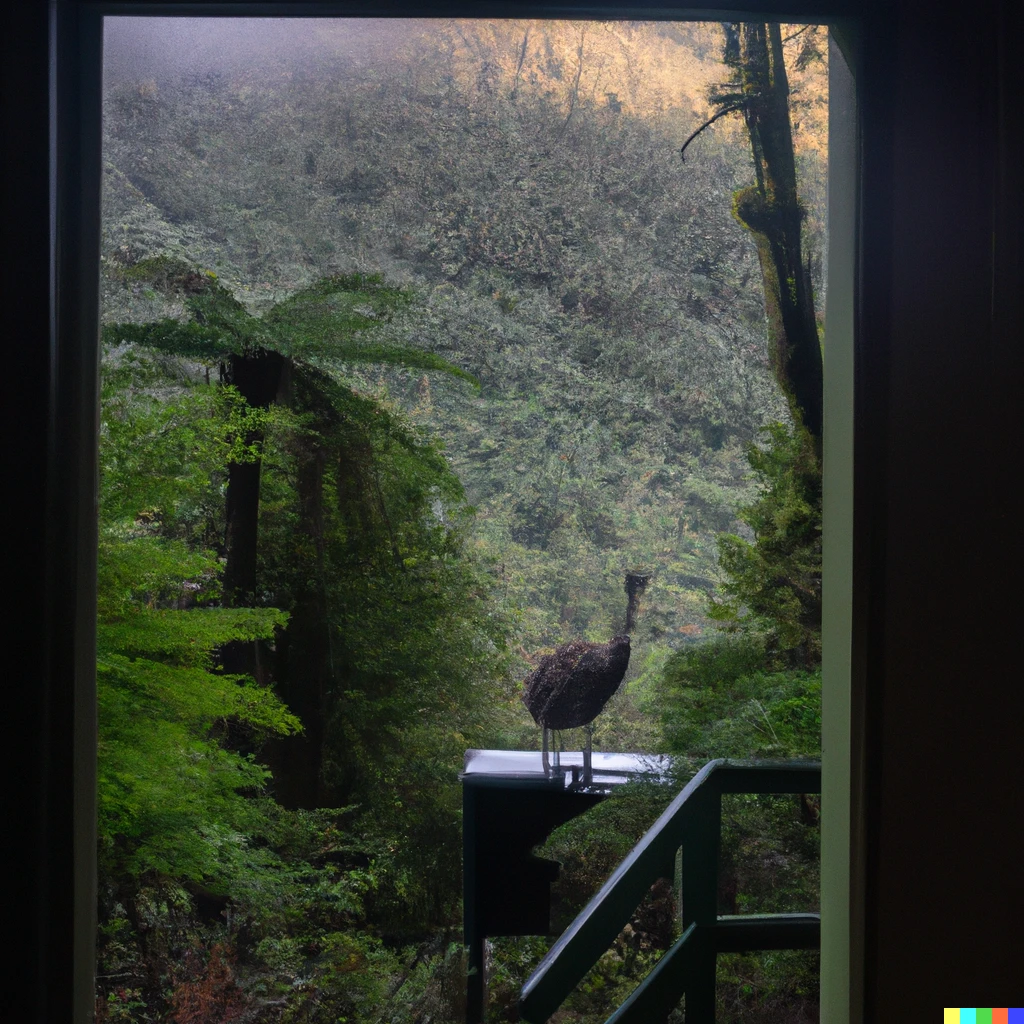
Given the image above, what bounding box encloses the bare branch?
[510,26,529,101]
[680,102,746,162]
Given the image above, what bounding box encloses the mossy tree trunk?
[262,368,339,808]
[217,349,289,702]
[221,348,289,607]
[729,23,823,458]
[266,440,331,808]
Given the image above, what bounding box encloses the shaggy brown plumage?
[521,635,631,730]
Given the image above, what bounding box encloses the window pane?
[99,18,826,1024]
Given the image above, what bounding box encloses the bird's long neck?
[624,572,650,633]
[625,600,638,634]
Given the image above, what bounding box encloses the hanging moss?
[724,24,824,454]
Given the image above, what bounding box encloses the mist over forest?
[96,18,827,1023]
[103,15,826,658]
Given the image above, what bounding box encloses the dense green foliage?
[102,18,827,664]
[98,357,296,889]
[648,423,822,1023]
[96,18,826,1024]
[658,632,820,762]
[710,423,823,665]
[486,22,826,1018]
[652,423,823,771]
[96,274,511,1021]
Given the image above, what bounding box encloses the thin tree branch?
[511,27,529,101]
[680,102,746,162]
[782,25,813,44]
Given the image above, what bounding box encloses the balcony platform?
[462,748,672,790]
[462,748,675,1023]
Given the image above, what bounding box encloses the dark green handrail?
[518,759,821,1024]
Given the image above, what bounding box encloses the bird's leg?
[542,726,550,774]
[552,731,561,772]
[583,723,593,785]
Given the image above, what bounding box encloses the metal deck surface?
[462,749,672,788]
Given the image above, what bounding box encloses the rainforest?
[96,18,826,1023]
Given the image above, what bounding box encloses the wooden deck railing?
[518,759,822,1024]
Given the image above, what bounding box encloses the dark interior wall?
[4,3,81,1022]
[5,2,1022,1022]
[856,1,1024,1014]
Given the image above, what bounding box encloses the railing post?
[517,761,821,1024]
[466,937,485,1024]
[680,787,721,1022]
[463,782,485,1024]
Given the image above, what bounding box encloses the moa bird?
[522,571,650,780]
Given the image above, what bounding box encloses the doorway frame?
[30,4,864,1021]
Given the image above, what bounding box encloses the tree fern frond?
[261,273,409,359]
[106,259,474,382]
[103,319,236,361]
[334,343,478,385]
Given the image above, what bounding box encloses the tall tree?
[104,259,491,808]
[683,22,824,457]
[680,25,824,663]
[105,259,473,608]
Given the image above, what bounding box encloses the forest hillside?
[102,17,827,683]
[96,18,826,1024]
